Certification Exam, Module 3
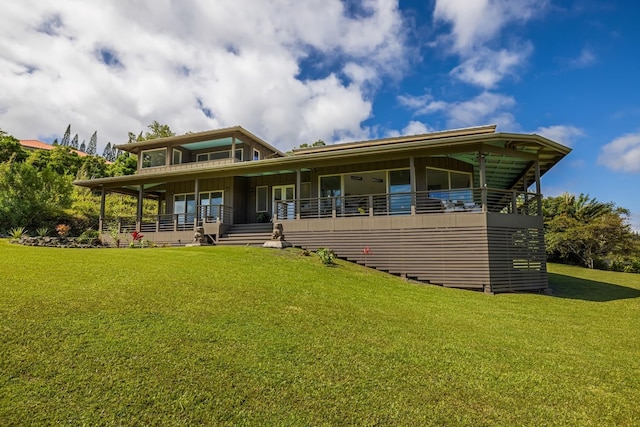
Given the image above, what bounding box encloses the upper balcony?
[114,126,286,175]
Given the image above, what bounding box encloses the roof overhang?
[115,126,285,157]
[75,129,571,193]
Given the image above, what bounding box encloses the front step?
[217,223,273,246]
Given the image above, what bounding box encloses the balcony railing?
[100,204,233,233]
[274,188,541,220]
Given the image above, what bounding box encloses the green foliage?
[26,145,83,176]
[77,155,109,179]
[87,131,98,155]
[0,130,27,163]
[316,247,336,265]
[0,162,73,231]
[60,124,71,147]
[544,192,635,269]
[36,227,49,237]
[106,152,137,176]
[77,228,100,244]
[9,226,27,239]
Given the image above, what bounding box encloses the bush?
[77,228,100,244]
[9,226,27,239]
[316,248,336,266]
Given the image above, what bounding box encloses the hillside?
[1,241,639,425]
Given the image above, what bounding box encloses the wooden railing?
[274,188,541,220]
[101,204,233,233]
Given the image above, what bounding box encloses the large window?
[200,191,224,220]
[197,149,243,162]
[141,148,167,168]
[389,169,411,214]
[426,167,472,201]
[174,193,196,225]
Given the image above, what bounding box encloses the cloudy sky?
[1,0,639,228]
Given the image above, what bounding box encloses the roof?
[20,140,88,157]
[74,125,571,194]
[114,126,286,157]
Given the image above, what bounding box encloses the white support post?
[409,156,416,215]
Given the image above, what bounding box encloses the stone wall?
[13,236,105,248]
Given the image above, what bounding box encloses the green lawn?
[1,240,639,426]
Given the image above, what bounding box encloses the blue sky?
[1,0,639,229]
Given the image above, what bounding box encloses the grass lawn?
[1,239,639,426]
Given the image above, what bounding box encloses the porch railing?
[274,188,541,220]
[100,204,233,233]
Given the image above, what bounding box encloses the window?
[389,169,411,213]
[173,193,196,225]
[256,186,268,212]
[200,191,224,220]
[172,149,182,165]
[196,149,244,162]
[141,148,167,168]
[426,167,472,202]
[253,148,260,161]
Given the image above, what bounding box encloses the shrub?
[36,227,49,237]
[56,224,71,237]
[77,228,100,244]
[9,226,27,240]
[316,248,336,266]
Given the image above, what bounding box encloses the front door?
[272,185,295,220]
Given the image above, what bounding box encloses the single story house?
[74,124,571,293]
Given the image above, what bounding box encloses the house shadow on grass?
[549,273,640,302]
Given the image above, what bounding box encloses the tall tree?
[52,138,59,146]
[102,142,112,159]
[79,141,86,152]
[143,121,175,140]
[61,124,71,146]
[70,134,79,149]
[87,131,97,155]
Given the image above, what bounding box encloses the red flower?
[362,247,372,255]
[131,231,144,241]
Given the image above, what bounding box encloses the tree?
[79,141,86,152]
[543,193,634,268]
[26,146,82,176]
[70,134,79,149]
[61,124,71,146]
[142,121,175,140]
[0,161,73,231]
[0,129,27,163]
[78,155,109,179]
[87,131,97,155]
[102,142,112,159]
[107,152,137,176]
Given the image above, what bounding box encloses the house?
[20,139,88,157]
[74,125,571,293]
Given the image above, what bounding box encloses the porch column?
[231,134,236,164]
[99,187,106,232]
[535,159,542,216]
[194,178,200,230]
[296,169,301,220]
[409,156,416,215]
[479,151,487,212]
[136,185,143,232]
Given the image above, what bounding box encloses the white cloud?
[567,47,597,69]
[450,44,532,89]
[598,132,640,173]
[0,0,407,151]
[447,92,516,129]
[433,0,546,88]
[398,91,517,130]
[535,125,584,146]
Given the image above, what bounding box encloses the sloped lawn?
[1,240,639,425]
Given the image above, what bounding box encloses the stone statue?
[271,222,284,241]
[193,226,204,244]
